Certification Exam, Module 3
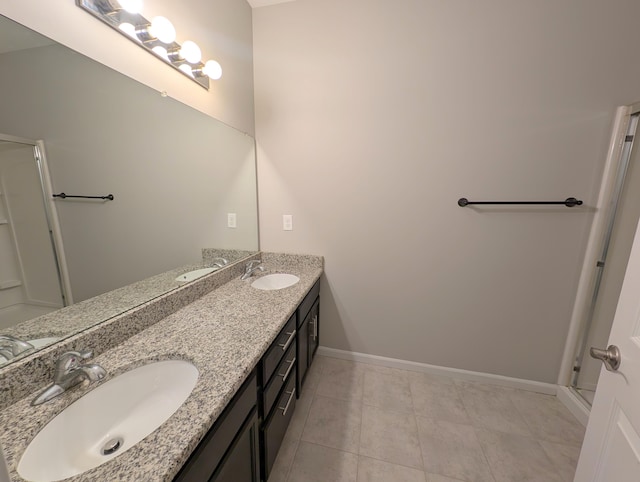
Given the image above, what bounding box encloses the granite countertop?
[0,252,323,482]
[5,246,256,344]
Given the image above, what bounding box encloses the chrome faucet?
[211,257,229,268]
[32,350,107,406]
[241,260,264,280]
[0,335,34,359]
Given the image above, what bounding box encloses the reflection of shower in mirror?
[0,136,68,333]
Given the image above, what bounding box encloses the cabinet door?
[211,410,259,482]
[297,314,309,393]
[263,369,297,480]
[174,373,257,482]
[308,299,319,365]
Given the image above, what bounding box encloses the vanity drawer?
[298,279,320,326]
[262,314,296,385]
[174,372,257,482]
[263,341,296,416]
[262,368,297,480]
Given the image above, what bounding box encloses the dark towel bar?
[53,193,114,200]
[457,197,582,208]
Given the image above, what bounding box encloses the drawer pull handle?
[279,388,296,416]
[279,357,296,381]
[312,315,318,340]
[279,330,296,352]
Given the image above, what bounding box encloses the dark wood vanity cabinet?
[175,278,320,482]
[297,280,320,394]
[174,372,259,482]
[212,411,259,482]
[258,313,298,482]
[258,279,320,481]
[307,299,319,366]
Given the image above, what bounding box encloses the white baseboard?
[317,346,558,395]
[556,386,590,427]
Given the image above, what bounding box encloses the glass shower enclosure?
[570,110,640,405]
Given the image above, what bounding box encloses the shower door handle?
[589,345,621,372]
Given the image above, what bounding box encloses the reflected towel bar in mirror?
[457,197,582,207]
[53,193,114,201]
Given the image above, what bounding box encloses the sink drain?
[101,437,124,456]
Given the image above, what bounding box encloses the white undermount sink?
[18,360,198,482]
[251,273,300,291]
[175,267,218,283]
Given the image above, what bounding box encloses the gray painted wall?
[253,0,640,383]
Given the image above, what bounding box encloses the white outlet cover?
[227,213,237,228]
[283,214,293,231]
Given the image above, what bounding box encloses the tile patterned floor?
[268,356,584,482]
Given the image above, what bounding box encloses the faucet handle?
[246,259,263,270]
[79,350,93,359]
[55,351,93,379]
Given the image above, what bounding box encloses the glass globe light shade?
[180,41,201,63]
[202,60,222,80]
[118,0,143,14]
[118,23,137,39]
[179,64,194,77]
[149,16,176,44]
[152,45,169,60]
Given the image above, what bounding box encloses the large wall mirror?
[0,15,259,367]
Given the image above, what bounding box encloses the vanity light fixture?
[76,0,222,89]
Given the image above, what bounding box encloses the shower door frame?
[0,133,72,307]
[559,102,640,407]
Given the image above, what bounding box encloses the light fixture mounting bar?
[77,0,210,90]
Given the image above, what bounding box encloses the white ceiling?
[247,0,296,8]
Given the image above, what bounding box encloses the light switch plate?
[283,214,293,231]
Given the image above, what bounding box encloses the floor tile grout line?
[358,366,365,461]
[412,410,427,474]
[357,363,371,482]
[294,439,361,456]
[507,389,540,439]
[357,454,436,480]
[283,356,325,482]
[362,400,414,416]
[408,380,429,478]
[298,439,432,474]
[450,375,473,425]
[532,438,572,482]
[506,389,585,447]
[297,389,321,441]
[282,436,300,482]
[459,383,534,438]
[473,425,499,482]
